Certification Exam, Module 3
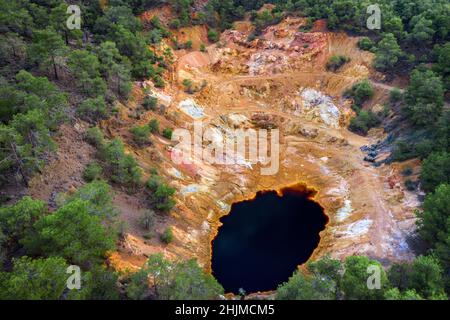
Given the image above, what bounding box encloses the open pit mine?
[28,16,419,295]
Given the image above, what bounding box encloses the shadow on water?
[211,184,328,294]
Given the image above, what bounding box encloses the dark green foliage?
[0,256,81,300]
[404,69,444,127]
[148,119,160,134]
[67,181,117,219]
[1,70,68,126]
[126,253,224,300]
[277,256,342,300]
[163,128,174,140]
[77,96,108,122]
[160,227,174,244]
[0,197,46,246]
[326,55,350,72]
[0,108,56,184]
[28,27,67,80]
[22,199,117,267]
[68,50,107,97]
[96,41,133,99]
[408,255,446,299]
[374,33,403,71]
[389,88,403,104]
[357,37,373,51]
[276,269,336,300]
[147,175,176,213]
[417,184,450,272]
[207,29,219,42]
[346,80,374,106]
[101,138,142,187]
[142,96,158,111]
[130,125,151,147]
[420,152,450,193]
[384,288,423,300]
[433,43,450,90]
[349,110,381,135]
[341,256,389,300]
[83,162,103,182]
[84,127,105,148]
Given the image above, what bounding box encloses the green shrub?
[420,152,450,193]
[148,119,159,134]
[147,176,176,213]
[390,88,403,104]
[349,110,381,135]
[160,227,174,244]
[357,37,374,51]
[207,29,219,43]
[140,210,156,231]
[142,96,158,111]
[346,80,374,105]
[83,162,103,182]
[130,125,151,146]
[162,128,173,140]
[200,43,206,52]
[326,55,350,72]
[143,231,154,240]
[77,96,108,122]
[85,127,105,148]
[169,18,181,29]
[102,138,142,187]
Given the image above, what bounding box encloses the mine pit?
[211,184,328,294]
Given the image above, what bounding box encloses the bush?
[143,231,154,240]
[160,227,173,244]
[85,127,105,148]
[420,152,450,193]
[389,88,403,104]
[140,210,156,231]
[169,19,181,29]
[83,162,103,182]
[357,37,374,51]
[162,128,173,140]
[349,110,381,135]
[346,80,374,105]
[207,29,219,43]
[326,55,350,72]
[146,176,176,213]
[148,119,159,134]
[417,185,450,275]
[142,96,157,111]
[200,43,206,52]
[101,138,142,187]
[182,79,192,92]
[130,125,151,147]
[77,96,108,122]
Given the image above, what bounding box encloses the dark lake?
[211,184,328,294]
